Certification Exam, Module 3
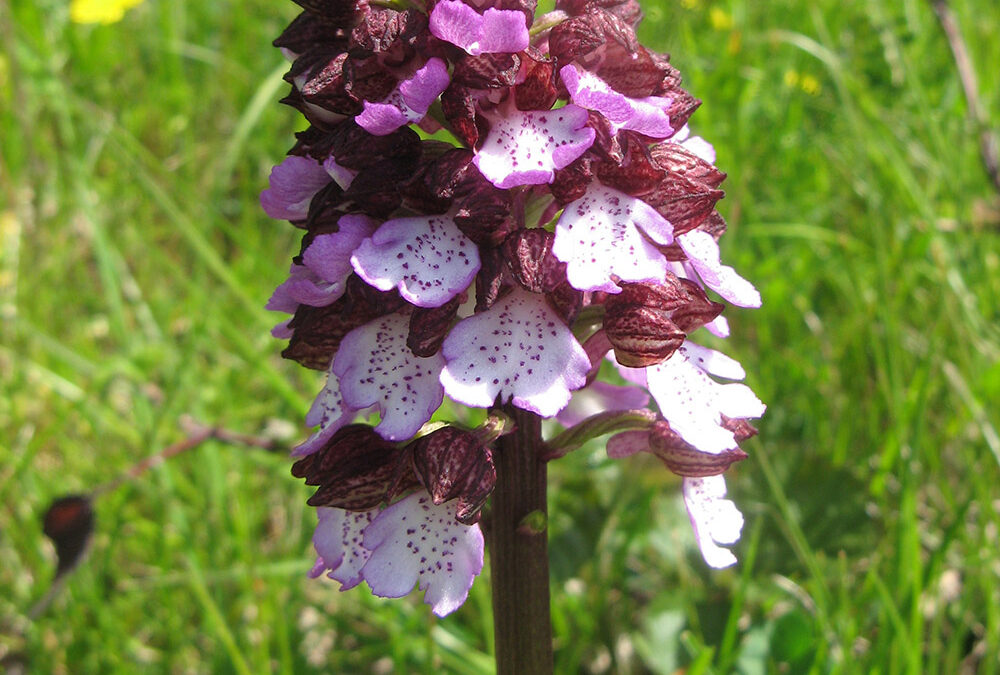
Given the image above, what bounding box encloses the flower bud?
[409,426,496,524]
[291,424,415,509]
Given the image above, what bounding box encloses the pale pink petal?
[474,105,595,189]
[356,59,450,136]
[440,289,590,417]
[678,230,761,308]
[704,315,730,338]
[333,313,446,441]
[613,358,648,387]
[351,214,480,307]
[429,1,529,56]
[553,183,674,293]
[272,319,293,339]
[560,65,673,138]
[682,475,743,568]
[671,124,716,164]
[606,430,650,458]
[292,371,363,457]
[646,344,765,454]
[303,215,378,284]
[556,380,650,427]
[680,342,746,380]
[323,156,357,190]
[361,492,484,617]
[260,155,332,221]
[310,507,377,589]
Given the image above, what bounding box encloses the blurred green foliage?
[2,0,999,672]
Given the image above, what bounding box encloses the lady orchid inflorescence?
[264,0,764,617]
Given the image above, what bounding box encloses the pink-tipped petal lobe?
[682,475,744,568]
[310,507,377,589]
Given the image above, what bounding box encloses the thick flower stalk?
[264,0,764,632]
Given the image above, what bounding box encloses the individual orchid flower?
[311,493,485,617]
[265,0,765,625]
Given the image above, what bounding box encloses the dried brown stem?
[930,0,1000,194]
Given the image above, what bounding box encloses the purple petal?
[440,288,591,417]
[682,475,743,568]
[556,380,650,427]
[646,343,765,454]
[356,59,451,136]
[266,264,343,312]
[560,65,673,138]
[260,155,332,221]
[553,183,674,293]
[333,312,446,441]
[303,215,378,284]
[292,371,362,457]
[400,58,451,121]
[474,105,596,189]
[678,230,762,308]
[606,430,649,458]
[351,214,481,308]
[310,506,377,589]
[429,1,529,56]
[268,215,375,315]
[361,492,484,617]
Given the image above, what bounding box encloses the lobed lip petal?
[553,183,674,293]
[682,475,744,568]
[560,64,674,138]
[440,288,590,417]
[356,59,451,136]
[333,312,446,441]
[351,214,480,308]
[677,230,761,308]
[646,343,765,454]
[310,507,377,589]
[474,105,596,189]
[260,155,332,221]
[361,492,485,617]
[429,1,529,56]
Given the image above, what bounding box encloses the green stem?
[488,407,554,675]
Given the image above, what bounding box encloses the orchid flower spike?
[266,0,764,614]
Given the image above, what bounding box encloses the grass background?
[2,0,999,672]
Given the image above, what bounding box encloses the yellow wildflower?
[709,7,733,31]
[70,0,147,25]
